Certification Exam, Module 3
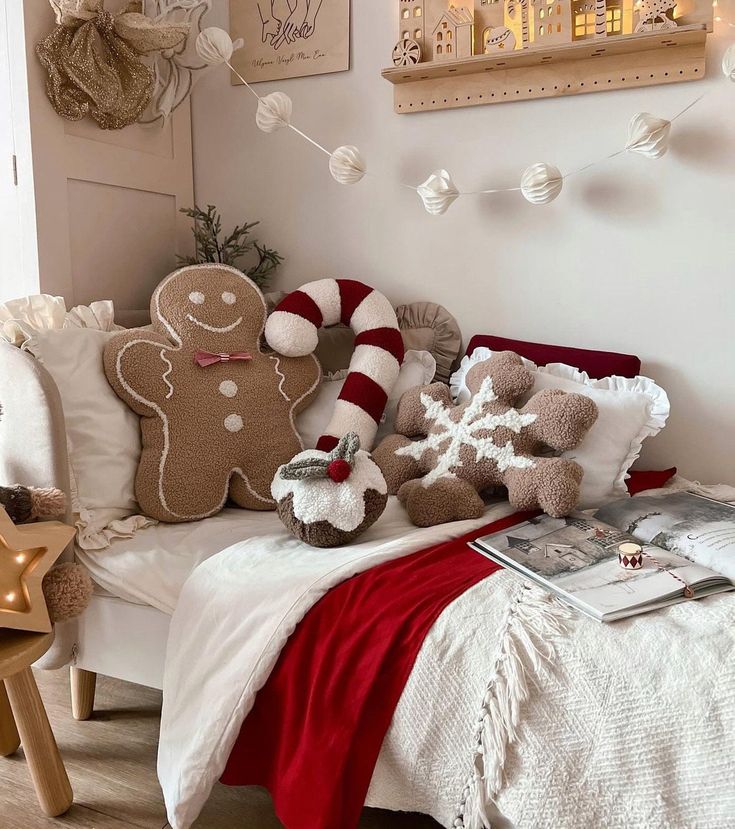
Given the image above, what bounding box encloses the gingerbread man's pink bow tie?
[194,350,253,368]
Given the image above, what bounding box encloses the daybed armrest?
[0,341,77,670]
[0,341,72,530]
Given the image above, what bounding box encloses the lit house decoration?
[0,509,74,634]
[384,0,713,112]
[433,7,475,60]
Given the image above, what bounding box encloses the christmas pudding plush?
[265,278,403,547]
[373,351,598,526]
[104,264,321,522]
[272,433,388,548]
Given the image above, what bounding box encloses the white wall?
[192,2,735,485]
[0,0,39,302]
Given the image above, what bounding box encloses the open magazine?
[470,505,735,622]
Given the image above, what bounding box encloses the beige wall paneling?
[19,0,195,310]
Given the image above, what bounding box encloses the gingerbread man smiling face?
[104,264,321,523]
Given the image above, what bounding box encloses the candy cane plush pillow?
[265,279,404,452]
[265,279,404,547]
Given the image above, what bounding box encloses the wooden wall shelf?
[382,24,709,113]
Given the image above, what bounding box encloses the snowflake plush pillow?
[374,351,598,526]
[450,347,670,508]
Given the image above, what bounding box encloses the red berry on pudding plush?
[327,459,352,483]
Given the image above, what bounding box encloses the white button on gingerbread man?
[104,264,321,522]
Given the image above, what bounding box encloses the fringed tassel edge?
[453,585,571,829]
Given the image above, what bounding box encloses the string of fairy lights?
[194,18,735,215]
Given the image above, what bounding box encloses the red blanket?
[222,512,531,829]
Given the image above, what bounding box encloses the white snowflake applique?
[396,376,538,487]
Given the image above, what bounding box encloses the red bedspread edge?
[221,511,534,829]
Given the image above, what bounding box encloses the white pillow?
[24,327,154,550]
[450,347,670,508]
[298,350,437,450]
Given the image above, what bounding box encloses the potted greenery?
[178,205,283,288]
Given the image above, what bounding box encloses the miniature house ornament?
[520,163,563,204]
[383,0,713,113]
[329,146,367,184]
[626,112,672,158]
[256,92,293,133]
[418,169,460,215]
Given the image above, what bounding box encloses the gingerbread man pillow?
[104,264,321,522]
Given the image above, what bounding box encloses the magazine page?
[595,491,735,581]
[474,514,730,621]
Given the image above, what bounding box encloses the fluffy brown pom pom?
[28,487,66,519]
[0,485,65,524]
[42,563,92,623]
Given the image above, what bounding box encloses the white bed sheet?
[76,507,286,612]
[77,497,500,616]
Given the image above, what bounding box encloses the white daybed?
[1,314,734,829]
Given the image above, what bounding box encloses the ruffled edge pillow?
[0,295,155,550]
[450,347,670,507]
[0,294,121,347]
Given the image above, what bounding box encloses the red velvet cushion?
[626,468,677,495]
[466,335,641,379]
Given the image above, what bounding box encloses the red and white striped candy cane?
[265,279,404,452]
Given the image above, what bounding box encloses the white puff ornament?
[196,27,239,66]
[329,146,366,185]
[256,92,293,133]
[722,43,735,82]
[626,112,671,159]
[417,169,459,216]
[520,163,563,205]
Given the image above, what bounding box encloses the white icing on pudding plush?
[272,449,386,532]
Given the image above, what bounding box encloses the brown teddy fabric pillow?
[104,264,321,522]
[373,351,598,526]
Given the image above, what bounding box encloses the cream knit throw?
[367,481,735,828]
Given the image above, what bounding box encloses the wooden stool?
[0,630,73,817]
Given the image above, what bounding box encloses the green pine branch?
[178,205,283,289]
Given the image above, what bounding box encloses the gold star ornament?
[0,508,76,633]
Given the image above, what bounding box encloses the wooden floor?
[0,669,441,829]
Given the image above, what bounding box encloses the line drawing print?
[257,0,325,51]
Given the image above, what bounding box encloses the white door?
[0,4,23,303]
[18,0,195,310]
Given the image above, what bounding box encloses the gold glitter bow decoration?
[36,1,190,130]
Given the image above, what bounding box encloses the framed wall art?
[229,0,351,84]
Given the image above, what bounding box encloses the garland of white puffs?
[195,22,735,215]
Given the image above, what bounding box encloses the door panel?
[0,4,23,303]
